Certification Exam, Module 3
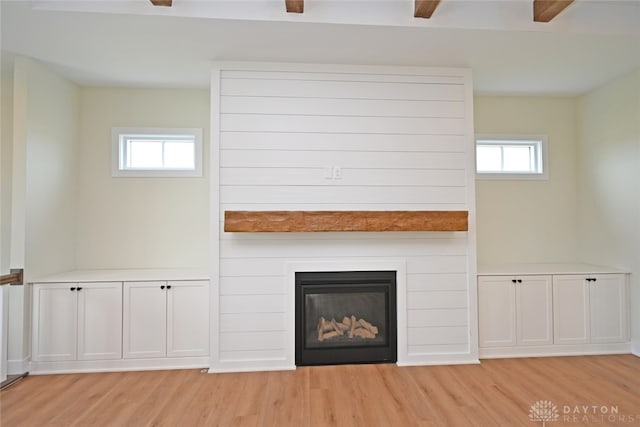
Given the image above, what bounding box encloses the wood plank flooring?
[1,355,639,426]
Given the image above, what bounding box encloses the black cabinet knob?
[70,287,76,291]
[512,279,517,283]
[167,285,172,289]
[77,287,82,291]
[517,279,522,283]
[161,285,165,290]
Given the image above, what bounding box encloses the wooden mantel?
[224,210,468,232]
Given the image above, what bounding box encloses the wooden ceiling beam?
[286,0,304,13]
[414,0,441,19]
[150,0,172,6]
[533,0,575,22]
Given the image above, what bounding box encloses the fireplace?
[295,271,397,366]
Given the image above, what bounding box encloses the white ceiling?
[1,0,639,95]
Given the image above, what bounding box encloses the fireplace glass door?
[295,271,397,366]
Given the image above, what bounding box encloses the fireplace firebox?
[295,271,397,366]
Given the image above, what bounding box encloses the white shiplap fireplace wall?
[210,62,477,372]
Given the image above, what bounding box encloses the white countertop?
[31,268,209,283]
[478,263,629,276]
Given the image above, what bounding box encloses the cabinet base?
[480,342,631,359]
[28,356,209,375]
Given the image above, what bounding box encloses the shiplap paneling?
[220,313,286,332]
[406,273,468,291]
[220,186,466,205]
[220,150,465,170]
[220,295,287,314]
[220,78,465,101]
[407,326,469,345]
[212,64,475,369]
[408,343,469,355]
[220,331,286,352]
[220,133,466,152]
[219,349,286,362]
[407,291,469,310]
[408,309,469,328]
[220,237,468,259]
[219,276,285,295]
[221,168,466,187]
[221,114,465,134]
[221,97,465,118]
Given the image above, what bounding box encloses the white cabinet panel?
[516,276,553,346]
[32,284,78,362]
[553,276,590,345]
[33,282,123,363]
[479,275,553,348]
[123,281,167,359]
[77,282,122,361]
[478,277,516,347]
[124,280,210,359]
[167,281,209,357]
[589,275,628,343]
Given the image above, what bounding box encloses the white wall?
[12,57,79,279]
[211,64,477,372]
[577,69,640,355]
[7,56,79,371]
[474,96,579,267]
[1,68,13,275]
[76,87,210,270]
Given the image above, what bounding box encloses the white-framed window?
[475,134,548,180]
[112,127,203,177]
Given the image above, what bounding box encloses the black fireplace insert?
[295,271,397,366]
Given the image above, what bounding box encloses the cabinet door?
[123,281,167,359]
[166,280,209,357]
[478,277,516,347]
[590,274,628,343]
[32,283,78,362]
[77,282,123,361]
[516,276,553,346]
[553,275,590,345]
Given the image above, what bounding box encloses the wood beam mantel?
[224,210,468,233]
[150,0,172,6]
[286,0,304,13]
[414,0,441,19]
[533,0,575,22]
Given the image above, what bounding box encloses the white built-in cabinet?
[32,282,122,362]
[478,265,630,358]
[478,275,553,348]
[31,271,209,374]
[123,280,209,359]
[553,274,628,345]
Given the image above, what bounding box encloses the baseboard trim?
[480,342,632,359]
[209,358,295,373]
[397,358,480,367]
[398,352,480,367]
[7,357,29,375]
[632,339,640,357]
[29,356,209,375]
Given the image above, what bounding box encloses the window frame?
[112,127,203,178]
[475,134,549,181]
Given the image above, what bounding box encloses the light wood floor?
[1,355,639,426]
